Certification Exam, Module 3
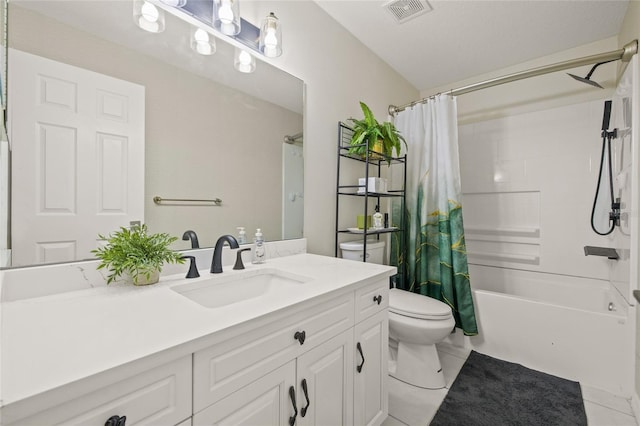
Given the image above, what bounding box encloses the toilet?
[339,240,385,264]
[388,288,455,389]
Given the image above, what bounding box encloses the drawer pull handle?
[301,378,310,417]
[373,294,382,305]
[105,415,127,426]
[294,330,306,345]
[356,342,365,373]
[289,386,298,426]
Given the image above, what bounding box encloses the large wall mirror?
[2,0,304,268]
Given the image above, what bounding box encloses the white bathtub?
[443,264,635,396]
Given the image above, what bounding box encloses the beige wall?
[240,1,419,256]
[9,5,302,248]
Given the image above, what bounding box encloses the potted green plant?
[348,101,407,164]
[92,224,184,285]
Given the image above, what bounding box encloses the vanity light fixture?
[213,0,241,36]
[141,0,283,66]
[191,27,216,55]
[133,0,165,33]
[234,48,256,73]
[259,12,282,58]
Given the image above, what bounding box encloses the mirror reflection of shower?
[283,132,303,239]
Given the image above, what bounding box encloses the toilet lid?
[389,288,453,320]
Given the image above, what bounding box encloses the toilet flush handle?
[373,295,382,305]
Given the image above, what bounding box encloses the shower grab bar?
[468,251,540,265]
[465,226,540,237]
[583,246,619,260]
[153,196,222,206]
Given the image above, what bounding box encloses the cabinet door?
[295,330,354,426]
[193,361,296,426]
[354,310,389,426]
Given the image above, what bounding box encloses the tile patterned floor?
[383,344,638,426]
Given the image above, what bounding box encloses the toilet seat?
[389,288,453,320]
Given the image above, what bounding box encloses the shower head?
[567,60,615,89]
[567,72,604,89]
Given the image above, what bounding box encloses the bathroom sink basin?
[170,269,311,308]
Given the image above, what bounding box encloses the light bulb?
[134,0,165,33]
[193,28,209,42]
[218,0,234,24]
[191,28,215,55]
[234,49,255,73]
[141,1,159,22]
[264,28,278,47]
[238,50,252,65]
[259,12,282,58]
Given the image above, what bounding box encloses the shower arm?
[389,40,638,115]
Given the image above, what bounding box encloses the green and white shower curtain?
[391,95,478,336]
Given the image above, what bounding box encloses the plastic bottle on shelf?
[373,205,384,229]
[252,228,266,264]
[237,227,247,244]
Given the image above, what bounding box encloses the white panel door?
[354,311,389,426]
[296,330,354,426]
[9,49,145,266]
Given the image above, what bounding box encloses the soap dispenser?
[237,227,247,244]
[252,228,265,264]
[373,205,384,229]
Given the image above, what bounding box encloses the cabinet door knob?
[356,342,365,373]
[294,330,306,345]
[105,415,126,426]
[373,294,382,305]
[301,378,310,417]
[288,386,298,426]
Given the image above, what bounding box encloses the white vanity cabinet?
[1,256,393,426]
[192,279,389,426]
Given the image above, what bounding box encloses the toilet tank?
[339,240,385,264]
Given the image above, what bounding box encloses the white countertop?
[1,253,395,409]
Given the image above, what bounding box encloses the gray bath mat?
[430,351,587,426]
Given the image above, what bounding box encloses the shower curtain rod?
[388,39,638,115]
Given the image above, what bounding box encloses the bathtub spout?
[583,245,619,260]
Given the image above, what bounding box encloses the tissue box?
[358,177,387,194]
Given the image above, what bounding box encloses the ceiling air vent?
[384,0,433,23]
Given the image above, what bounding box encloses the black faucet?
[182,230,200,249]
[211,235,239,273]
[181,255,200,278]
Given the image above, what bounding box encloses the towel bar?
[153,196,222,205]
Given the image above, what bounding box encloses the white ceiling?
[316,0,630,92]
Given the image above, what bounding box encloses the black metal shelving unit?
[335,122,407,283]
